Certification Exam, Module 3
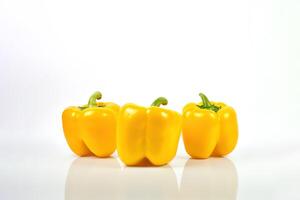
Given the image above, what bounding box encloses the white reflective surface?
[2,152,299,200]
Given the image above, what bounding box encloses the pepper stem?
[88,91,102,107]
[151,97,168,107]
[198,92,221,112]
[199,93,212,107]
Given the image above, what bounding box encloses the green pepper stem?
[199,93,212,107]
[88,91,102,107]
[198,92,221,112]
[151,97,168,107]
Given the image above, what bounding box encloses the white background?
[0,0,299,199]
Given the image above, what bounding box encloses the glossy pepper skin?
[62,91,119,157]
[117,97,182,166]
[182,93,238,159]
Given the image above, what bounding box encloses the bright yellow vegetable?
[182,93,238,158]
[62,91,119,157]
[117,97,182,166]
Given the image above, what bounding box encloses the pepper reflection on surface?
[65,157,122,200]
[180,157,238,200]
[118,164,178,199]
[65,157,237,200]
[65,157,178,200]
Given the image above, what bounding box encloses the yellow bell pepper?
[62,91,119,157]
[117,97,182,166]
[182,93,238,159]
